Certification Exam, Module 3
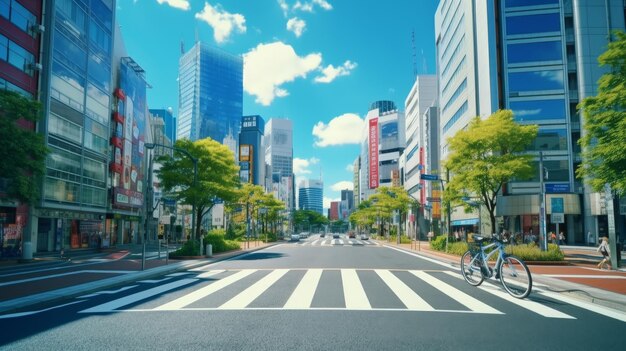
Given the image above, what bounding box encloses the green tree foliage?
[443,110,538,232]
[0,90,47,205]
[578,31,626,194]
[293,209,328,231]
[156,138,239,239]
[349,186,413,236]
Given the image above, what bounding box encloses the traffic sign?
[551,213,564,223]
[545,183,570,193]
[551,197,564,213]
[427,197,441,202]
[420,174,439,181]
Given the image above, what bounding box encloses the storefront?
[32,209,106,253]
[0,205,28,258]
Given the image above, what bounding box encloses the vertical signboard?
[369,118,379,189]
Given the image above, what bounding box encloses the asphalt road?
[0,234,624,350]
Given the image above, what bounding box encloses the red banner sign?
[369,118,379,189]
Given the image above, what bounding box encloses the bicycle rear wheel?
[498,255,532,298]
[461,250,484,286]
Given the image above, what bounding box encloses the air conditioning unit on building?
[30,23,45,34]
[27,63,43,71]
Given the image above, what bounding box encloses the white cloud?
[323,196,339,210]
[313,0,333,10]
[243,41,322,106]
[287,17,306,37]
[331,181,354,191]
[195,2,246,44]
[312,113,364,147]
[156,0,190,10]
[314,60,357,83]
[277,0,289,16]
[346,164,354,172]
[293,157,319,176]
[293,0,333,12]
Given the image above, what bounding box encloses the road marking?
[443,271,575,319]
[537,290,626,323]
[219,269,288,309]
[543,274,626,279]
[197,270,225,278]
[384,245,455,268]
[311,239,320,246]
[0,270,134,287]
[0,300,86,319]
[167,272,193,277]
[375,269,434,311]
[154,270,256,310]
[138,277,172,284]
[342,269,371,310]
[80,278,198,313]
[321,240,329,246]
[78,285,139,298]
[284,269,323,309]
[410,271,501,314]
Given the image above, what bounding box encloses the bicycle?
[460,234,532,298]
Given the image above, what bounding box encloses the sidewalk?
[377,239,626,311]
[0,241,275,314]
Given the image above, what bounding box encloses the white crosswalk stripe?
[79,269,585,320]
[295,239,377,247]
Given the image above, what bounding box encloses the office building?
[340,189,354,220]
[149,108,176,144]
[299,179,323,215]
[238,115,265,186]
[177,42,243,143]
[264,118,294,210]
[329,201,340,220]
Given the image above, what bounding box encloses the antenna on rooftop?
[180,40,184,55]
[412,29,417,79]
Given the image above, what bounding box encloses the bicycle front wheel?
[498,255,532,298]
[461,250,484,286]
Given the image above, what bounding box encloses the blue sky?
[116,0,439,209]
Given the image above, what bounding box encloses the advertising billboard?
[112,59,147,209]
[369,118,379,189]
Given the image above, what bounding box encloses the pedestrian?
[587,231,594,246]
[550,231,557,244]
[597,236,612,270]
[558,231,565,245]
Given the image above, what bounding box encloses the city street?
[0,234,624,350]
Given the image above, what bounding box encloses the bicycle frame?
[470,240,506,278]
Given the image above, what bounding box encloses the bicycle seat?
[473,235,485,243]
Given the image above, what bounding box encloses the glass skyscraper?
[298,179,323,215]
[177,42,243,144]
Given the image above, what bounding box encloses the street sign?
[163,198,176,206]
[427,197,441,202]
[551,197,564,213]
[545,183,570,193]
[551,213,564,223]
[420,174,439,181]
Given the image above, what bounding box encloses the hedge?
[429,235,564,261]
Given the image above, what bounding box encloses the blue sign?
[545,183,570,193]
[420,174,439,181]
[163,198,176,206]
[551,197,564,213]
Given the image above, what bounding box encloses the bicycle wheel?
[461,250,484,286]
[498,255,532,298]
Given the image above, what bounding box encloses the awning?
[452,218,479,226]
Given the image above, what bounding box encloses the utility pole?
[539,152,547,251]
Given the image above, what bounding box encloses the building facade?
[0,0,44,257]
[329,201,340,221]
[177,42,243,144]
[264,118,294,211]
[238,115,265,186]
[298,179,323,215]
[149,108,176,145]
[340,189,354,220]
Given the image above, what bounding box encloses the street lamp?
[145,143,198,246]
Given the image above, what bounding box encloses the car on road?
[320,233,325,238]
[290,234,300,241]
[332,233,340,239]
[360,234,369,240]
[300,232,309,238]
[348,232,356,238]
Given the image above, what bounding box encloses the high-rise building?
[353,156,361,208]
[329,201,340,220]
[149,108,176,144]
[359,101,405,201]
[238,115,265,186]
[177,42,243,143]
[0,0,44,257]
[26,0,116,254]
[340,189,354,220]
[264,118,294,210]
[298,179,323,215]
[434,0,626,243]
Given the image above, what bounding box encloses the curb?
[0,243,276,315]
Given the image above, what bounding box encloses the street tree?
[293,209,328,232]
[443,110,538,233]
[156,138,239,240]
[349,200,375,234]
[0,90,47,205]
[577,30,626,194]
[369,186,411,237]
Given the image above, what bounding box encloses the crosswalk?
[294,239,379,246]
[78,268,585,320]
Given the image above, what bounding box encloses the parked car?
[320,233,326,238]
[360,234,369,240]
[348,232,356,239]
[332,233,340,239]
[290,234,300,241]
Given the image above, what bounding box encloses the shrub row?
[170,229,240,256]
[428,235,564,261]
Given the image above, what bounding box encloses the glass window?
[0,0,8,19]
[88,53,110,91]
[89,19,110,55]
[10,0,36,33]
[82,185,106,207]
[90,0,112,30]
[507,41,562,64]
[522,159,570,182]
[47,146,81,175]
[506,13,560,36]
[51,59,85,111]
[509,99,566,121]
[56,0,86,36]
[508,70,564,93]
[44,177,80,203]
[526,128,568,151]
[53,29,86,74]
[0,34,7,61]
[505,0,559,8]
[48,113,83,143]
[83,158,105,182]
[8,41,34,74]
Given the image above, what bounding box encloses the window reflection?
[54,29,87,74]
[509,99,566,121]
[51,59,85,112]
[508,70,564,93]
[526,128,568,151]
[506,0,559,8]
[507,41,562,64]
[506,13,560,36]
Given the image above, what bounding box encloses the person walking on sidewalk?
[597,236,612,270]
[558,231,565,245]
